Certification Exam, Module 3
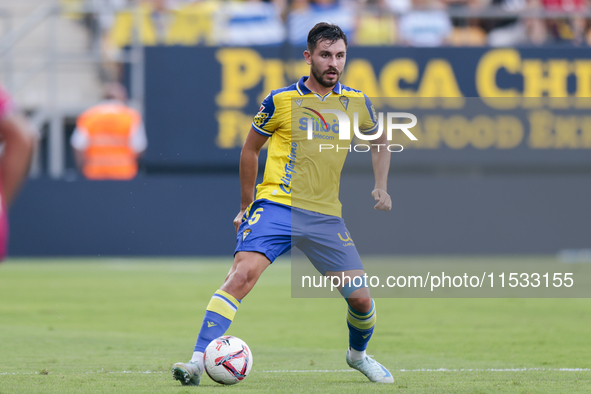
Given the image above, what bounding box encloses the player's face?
[306,39,347,88]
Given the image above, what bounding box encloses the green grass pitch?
[0,258,589,393]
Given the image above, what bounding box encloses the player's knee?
[226,269,250,290]
[348,297,373,314]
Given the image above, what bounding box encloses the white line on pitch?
[1,368,589,376]
[262,368,591,373]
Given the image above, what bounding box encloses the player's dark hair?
[307,23,348,54]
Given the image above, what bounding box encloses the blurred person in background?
[535,0,587,45]
[288,0,355,45]
[0,85,36,260]
[484,0,529,45]
[398,0,453,46]
[70,83,147,180]
[214,0,286,45]
[488,0,587,46]
[354,0,398,45]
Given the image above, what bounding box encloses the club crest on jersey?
[339,96,349,110]
[242,229,251,241]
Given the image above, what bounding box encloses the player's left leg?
[326,270,393,383]
[328,270,375,354]
[296,209,393,383]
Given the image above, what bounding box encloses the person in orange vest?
[0,84,36,260]
[71,83,147,180]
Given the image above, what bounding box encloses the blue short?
[235,199,363,274]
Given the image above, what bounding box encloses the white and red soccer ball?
[204,336,253,385]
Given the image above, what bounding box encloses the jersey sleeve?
[358,94,379,135]
[251,92,280,137]
[0,86,14,121]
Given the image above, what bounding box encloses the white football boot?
[171,361,203,386]
[346,349,394,383]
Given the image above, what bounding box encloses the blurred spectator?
[484,0,527,45]
[83,0,130,81]
[214,0,286,45]
[398,0,453,46]
[0,85,35,259]
[85,0,591,49]
[385,0,412,13]
[107,0,220,48]
[71,83,147,180]
[538,0,587,44]
[288,0,355,46]
[355,0,398,45]
[487,0,586,46]
[166,1,220,46]
[449,25,487,45]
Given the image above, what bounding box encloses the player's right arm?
[233,127,269,233]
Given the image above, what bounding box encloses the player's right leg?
[172,251,270,386]
[172,199,293,386]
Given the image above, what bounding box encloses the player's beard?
[310,61,340,89]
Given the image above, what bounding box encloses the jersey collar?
[296,76,342,97]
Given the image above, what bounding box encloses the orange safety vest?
[76,103,142,180]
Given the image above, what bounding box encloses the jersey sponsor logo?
[298,107,339,140]
[295,98,303,107]
[315,109,417,141]
[279,142,297,194]
[302,107,328,131]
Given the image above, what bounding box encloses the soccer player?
[172,22,394,385]
[0,85,35,259]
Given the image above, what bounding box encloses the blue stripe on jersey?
[252,123,273,136]
[254,93,276,132]
[360,94,379,134]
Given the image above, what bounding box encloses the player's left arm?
[370,130,391,211]
[359,95,391,211]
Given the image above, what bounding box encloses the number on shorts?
[248,208,264,225]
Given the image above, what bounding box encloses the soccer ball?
[204,335,253,385]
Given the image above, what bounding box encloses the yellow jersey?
[251,76,378,217]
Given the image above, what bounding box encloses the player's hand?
[233,210,246,234]
[372,189,392,211]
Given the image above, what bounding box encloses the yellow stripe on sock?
[215,289,240,309]
[206,298,237,321]
[347,310,377,331]
[348,303,375,320]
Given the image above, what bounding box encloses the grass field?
[0,258,590,393]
